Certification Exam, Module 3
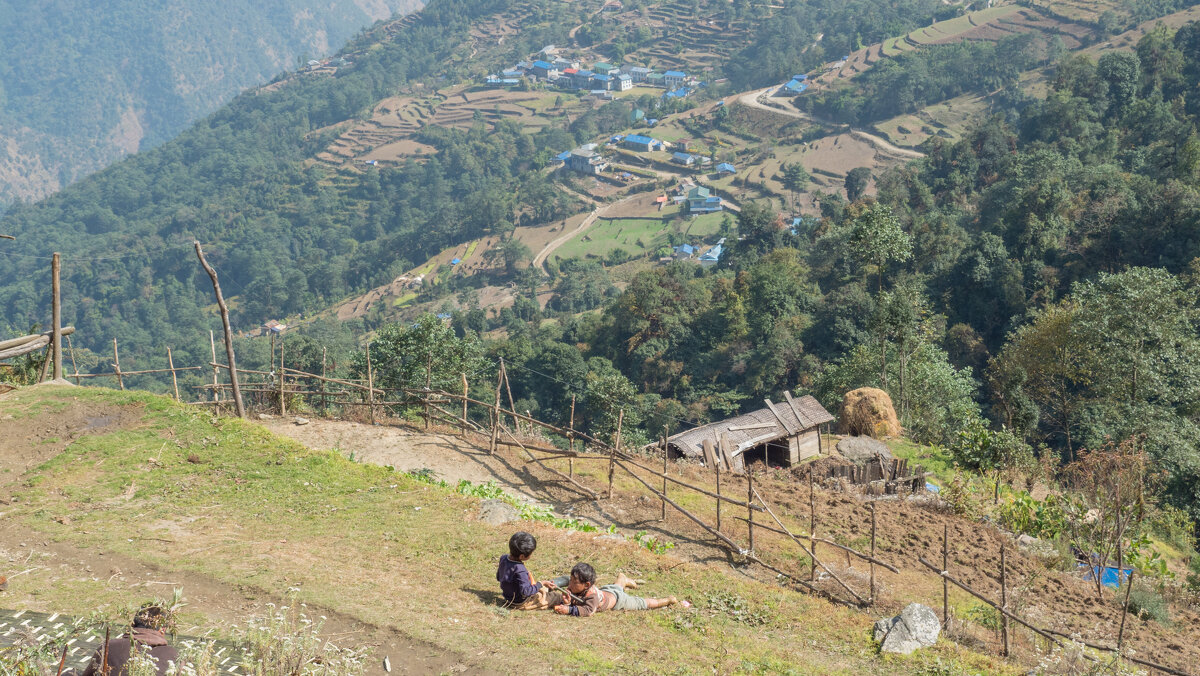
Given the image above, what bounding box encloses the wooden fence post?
[194,242,244,417]
[1118,570,1135,650]
[460,372,469,435]
[51,252,62,381]
[715,438,722,533]
[747,459,755,554]
[809,465,816,582]
[568,395,576,477]
[865,501,876,607]
[502,359,518,432]
[112,338,124,390]
[608,409,623,499]
[943,524,950,631]
[167,348,180,401]
[489,365,503,454]
[209,331,219,402]
[365,343,376,425]
[661,428,668,521]
[321,347,328,413]
[1000,541,1009,657]
[279,338,286,416]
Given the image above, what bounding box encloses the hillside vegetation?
[0,385,1011,674]
[0,0,423,205]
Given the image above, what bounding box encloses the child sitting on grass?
[551,563,687,616]
[497,531,555,610]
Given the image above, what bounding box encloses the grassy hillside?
[0,385,1011,674]
[0,0,424,206]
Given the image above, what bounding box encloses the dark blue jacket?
[497,554,540,603]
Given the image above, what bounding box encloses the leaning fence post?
[1118,570,1135,649]
[1000,541,1009,657]
[195,241,244,417]
[51,252,62,381]
[869,501,877,606]
[321,347,328,413]
[111,338,124,390]
[714,438,722,533]
[608,409,623,499]
[167,348,180,401]
[66,334,80,385]
[943,524,950,631]
[661,428,668,521]
[747,459,755,554]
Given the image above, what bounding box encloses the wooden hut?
[665,394,834,473]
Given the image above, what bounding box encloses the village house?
[664,70,687,88]
[665,394,835,471]
[645,72,666,88]
[573,69,595,88]
[566,148,607,175]
[624,134,663,152]
[698,239,724,267]
[593,62,617,75]
[627,65,651,82]
[716,162,737,175]
[616,73,633,91]
[530,60,559,80]
[673,243,695,259]
[672,151,696,166]
[591,73,613,90]
[687,186,723,213]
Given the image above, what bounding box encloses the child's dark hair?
[570,562,597,585]
[132,603,169,631]
[509,531,537,559]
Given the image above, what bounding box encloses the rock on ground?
[835,436,894,464]
[874,603,941,654]
[478,499,520,525]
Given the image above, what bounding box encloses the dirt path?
[531,194,640,274]
[737,87,926,159]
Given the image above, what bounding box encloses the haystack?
[839,387,900,438]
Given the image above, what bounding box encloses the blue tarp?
[450,258,461,265]
[1079,564,1132,588]
[925,482,940,493]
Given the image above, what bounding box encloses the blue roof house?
[687,186,723,213]
[716,162,736,174]
[624,134,662,152]
[698,243,723,267]
[664,70,687,88]
[672,151,696,166]
[673,244,696,258]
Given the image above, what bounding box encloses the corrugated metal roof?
[666,395,834,460]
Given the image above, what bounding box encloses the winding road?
[736,87,926,159]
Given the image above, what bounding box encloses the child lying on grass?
[548,562,688,616]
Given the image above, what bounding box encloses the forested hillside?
[3,0,1200,532]
[0,0,422,205]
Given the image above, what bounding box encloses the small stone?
[478,499,519,525]
[258,413,276,420]
[294,417,310,426]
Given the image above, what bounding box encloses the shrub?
[940,470,980,518]
[999,490,1067,539]
[1120,581,1170,624]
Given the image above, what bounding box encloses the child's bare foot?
[615,573,646,589]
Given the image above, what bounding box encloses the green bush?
[999,490,1067,539]
[1119,581,1170,624]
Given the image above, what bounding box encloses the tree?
[1097,51,1140,117]
[354,314,488,393]
[844,167,871,202]
[846,201,912,294]
[780,162,809,211]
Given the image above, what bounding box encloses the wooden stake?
[609,409,623,499]
[747,458,755,554]
[489,365,503,454]
[321,347,328,413]
[51,252,62,381]
[943,523,950,631]
[194,242,244,417]
[167,348,180,401]
[365,343,376,425]
[461,372,469,435]
[1000,541,1009,657]
[869,502,877,606]
[715,437,722,533]
[568,394,576,477]
[209,331,219,402]
[424,352,433,430]
[502,358,518,431]
[112,338,124,390]
[661,428,668,521]
[1118,570,1135,649]
[809,465,816,582]
[37,345,51,383]
[279,338,286,416]
[66,334,80,385]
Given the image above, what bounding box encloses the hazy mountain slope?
[0,0,422,205]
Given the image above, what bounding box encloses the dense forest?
[0,0,422,205]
